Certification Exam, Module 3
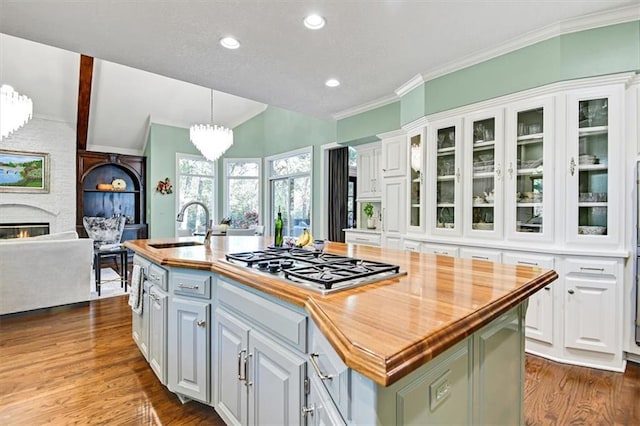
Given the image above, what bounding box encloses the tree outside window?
[176,154,215,236]
[224,159,261,228]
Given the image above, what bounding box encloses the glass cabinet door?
[566,86,622,246]
[430,118,463,235]
[505,97,554,242]
[465,110,504,238]
[407,128,425,233]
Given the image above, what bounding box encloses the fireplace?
[0,223,50,239]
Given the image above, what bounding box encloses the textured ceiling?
[1,0,637,122]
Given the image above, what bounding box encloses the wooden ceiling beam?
[76,54,94,150]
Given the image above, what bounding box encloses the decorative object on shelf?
[111,178,127,191]
[190,88,233,161]
[155,177,173,194]
[96,183,114,191]
[0,85,33,140]
[364,202,376,229]
[0,149,49,193]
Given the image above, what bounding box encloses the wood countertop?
[124,236,558,386]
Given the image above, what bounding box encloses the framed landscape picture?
[0,149,50,193]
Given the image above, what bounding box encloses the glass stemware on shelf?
[515,107,544,234]
[471,117,496,231]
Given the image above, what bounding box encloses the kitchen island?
[125,236,557,425]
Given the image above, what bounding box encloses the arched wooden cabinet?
[76,150,148,241]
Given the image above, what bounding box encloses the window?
[223,158,261,228]
[175,153,216,236]
[267,147,312,238]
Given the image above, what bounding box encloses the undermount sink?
[148,241,204,249]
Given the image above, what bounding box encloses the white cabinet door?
[248,330,305,426]
[148,286,168,385]
[132,285,150,361]
[503,252,555,345]
[169,297,210,402]
[564,260,618,355]
[565,84,624,248]
[429,117,464,236]
[407,128,426,233]
[381,177,406,235]
[504,96,555,243]
[381,134,407,178]
[356,143,381,199]
[214,308,249,426]
[464,108,505,239]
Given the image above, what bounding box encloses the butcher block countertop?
[125,236,558,386]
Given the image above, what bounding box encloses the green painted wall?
[336,101,401,144]
[397,21,640,121]
[145,123,201,238]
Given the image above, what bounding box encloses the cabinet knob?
[301,404,315,417]
[569,157,576,176]
[197,320,206,327]
[508,162,514,179]
[568,289,575,295]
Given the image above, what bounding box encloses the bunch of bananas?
[295,228,314,247]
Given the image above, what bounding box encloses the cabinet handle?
[544,287,551,291]
[579,267,605,272]
[456,168,461,183]
[434,250,449,255]
[237,349,246,381]
[471,255,489,260]
[178,283,199,290]
[149,273,160,280]
[355,238,369,242]
[381,208,385,232]
[517,261,538,266]
[309,353,333,381]
[569,157,576,176]
[196,319,206,327]
[508,162,514,179]
[568,289,575,294]
[495,163,501,180]
[420,171,424,185]
[301,405,315,417]
[244,353,252,386]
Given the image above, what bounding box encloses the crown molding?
[395,74,425,97]
[402,116,429,132]
[376,129,406,140]
[332,93,399,121]
[334,6,639,122]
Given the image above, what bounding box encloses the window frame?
[222,157,262,228]
[174,152,217,237]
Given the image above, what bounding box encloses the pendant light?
[189,89,233,161]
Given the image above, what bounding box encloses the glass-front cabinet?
[464,109,504,239]
[505,97,554,242]
[429,118,463,236]
[565,86,622,246]
[407,127,425,233]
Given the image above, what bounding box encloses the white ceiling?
[1,1,639,153]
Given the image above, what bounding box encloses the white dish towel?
[128,264,143,314]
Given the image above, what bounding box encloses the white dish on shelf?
[473,223,493,230]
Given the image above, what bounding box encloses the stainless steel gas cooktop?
[224,248,406,295]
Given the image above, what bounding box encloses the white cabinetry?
[503,252,555,346]
[356,143,381,199]
[168,269,212,403]
[407,127,426,233]
[148,285,168,384]
[421,242,459,258]
[459,247,502,263]
[563,258,621,356]
[381,176,406,248]
[344,229,381,247]
[428,117,463,236]
[381,133,407,178]
[214,278,306,426]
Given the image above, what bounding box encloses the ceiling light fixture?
[325,79,340,88]
[189,89,233,161]
[0,84,33,140]
[304,14,325,30]
[220,36,240,49]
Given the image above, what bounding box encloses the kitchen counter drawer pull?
[149,273,160,280]
[309,353,333,381]
[238,349,246,381]
[517,261,538,266]
[471,255,489,260]
[178,283,199,290]
[579,267,605,272]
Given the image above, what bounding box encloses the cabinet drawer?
[345,232,381,246]
[403,239,421,252]
[218,278,307,352]
[563,257,618,276]
[148,263,168,291]
[459,248,502,263]
[421,243,459,257]
[503,252,555,269]
[172,270,211,299]
[309,321,350,420]
[133,254,152,276]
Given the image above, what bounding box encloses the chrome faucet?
[177,201,213,244]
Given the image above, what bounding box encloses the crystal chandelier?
[1,84,33,140]
[189,89,233,161]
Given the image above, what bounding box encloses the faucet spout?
[176,201,212,244]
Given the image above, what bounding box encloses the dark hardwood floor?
[1,295,638,425]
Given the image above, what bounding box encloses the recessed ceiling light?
[220,37,240,49]
[325,79,340,88]
[304,14,325,30]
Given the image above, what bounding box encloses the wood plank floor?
[1,295,639,425]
